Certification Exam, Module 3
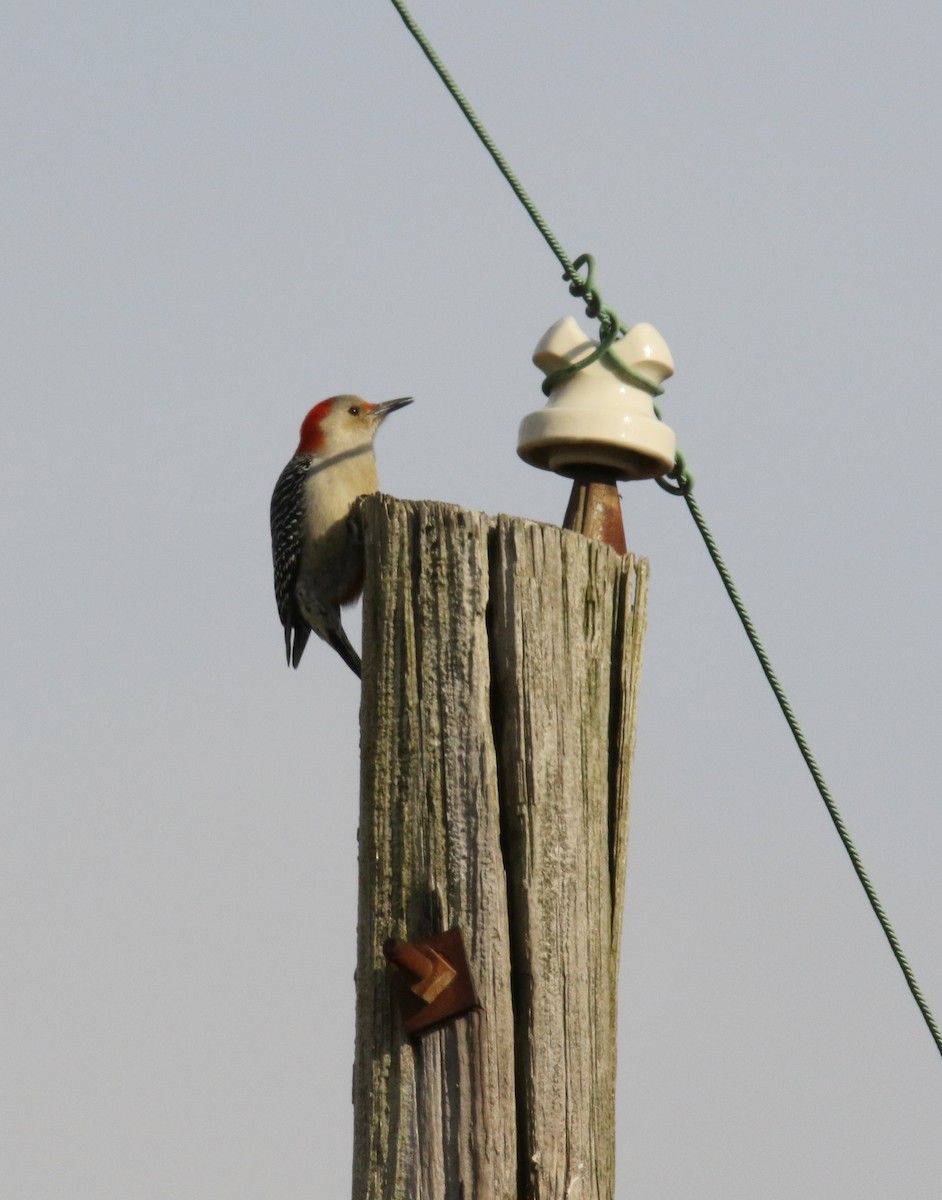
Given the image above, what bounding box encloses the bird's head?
[296,394,412,457]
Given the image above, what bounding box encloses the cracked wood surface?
[352,496,647,1200]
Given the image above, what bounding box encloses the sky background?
[3,1,941,1196]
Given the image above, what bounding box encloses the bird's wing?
[270,457,311,655]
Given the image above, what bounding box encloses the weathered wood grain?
[351,496,648,1200]
[353,498,517,1200]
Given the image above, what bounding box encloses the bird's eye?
[347,405,360,416]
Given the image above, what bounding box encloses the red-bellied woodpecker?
[270,394,412,677]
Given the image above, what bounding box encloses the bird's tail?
[287,623,311,669]
[327,625,362,678]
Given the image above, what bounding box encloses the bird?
[270,394,412,677]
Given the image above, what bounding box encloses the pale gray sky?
[3,1,941,1196]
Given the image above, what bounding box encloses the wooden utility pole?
[351,493,647,1199]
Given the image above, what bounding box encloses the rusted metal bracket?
[383,928,479,1036]
[563,467,627,554]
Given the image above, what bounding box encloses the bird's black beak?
[372,396,413,420]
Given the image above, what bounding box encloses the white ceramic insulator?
[518,316,677,481]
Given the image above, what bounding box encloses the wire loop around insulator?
[548,253,666,398]
[656,449,695,494]
[540,317,620,396]
[566,253,606,319]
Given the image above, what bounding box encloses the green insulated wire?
[680,486,942,1058]
[388,0,578,283]
[387,0,942,1059]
